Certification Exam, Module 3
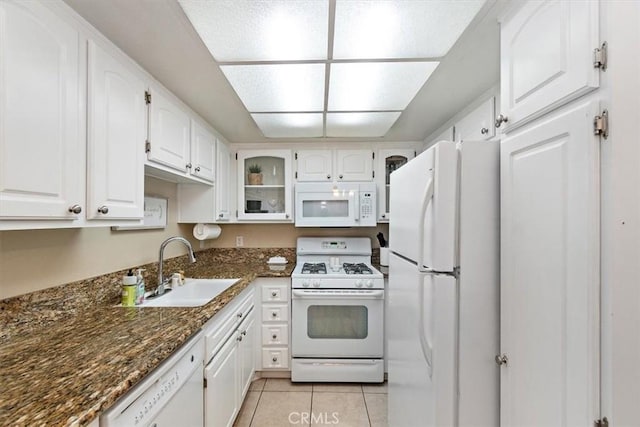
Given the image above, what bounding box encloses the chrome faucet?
[156,236,196,295]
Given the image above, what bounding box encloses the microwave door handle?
[417,178,435,273]
[353,191,360,224]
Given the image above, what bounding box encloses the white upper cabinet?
[147,86,191,173]
[0,0,85,222]
[190,120,216,183]
[295,149,373,182]
[86,40,145,220]
[237,150,292,221]
[215,140,232,221]
[295,150,333,181]
[454,97,496,142]
[375,148,415,222]
[499,1,599,131]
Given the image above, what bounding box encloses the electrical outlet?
[236,236,244,247]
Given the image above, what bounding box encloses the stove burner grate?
[342,263,373,275]
[301,262,327,274]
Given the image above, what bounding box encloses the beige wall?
[0,176,389,299]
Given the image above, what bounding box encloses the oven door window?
[307,305,368,339]
[302,200,349,218]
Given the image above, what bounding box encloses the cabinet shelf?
[244,185,285,189]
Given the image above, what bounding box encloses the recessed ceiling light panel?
[178,0,329,61]
[326,112,402,137]
[221,64,325,112]
[333,0,486,59]
[252,113,324,138]
[328,62,439,111]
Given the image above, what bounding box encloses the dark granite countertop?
[0,248,295,426]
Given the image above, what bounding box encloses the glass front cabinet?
[237,150,293,221]
[375,148,416,222]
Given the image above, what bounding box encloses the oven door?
[294,186,358,227]
[291,289,384,358]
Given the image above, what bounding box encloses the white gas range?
[291,237,385,383]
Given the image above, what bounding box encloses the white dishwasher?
[100,332,204,427]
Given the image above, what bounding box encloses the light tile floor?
[234,378,388,427]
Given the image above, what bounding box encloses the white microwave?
[294,182,377,227]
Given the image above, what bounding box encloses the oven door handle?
[292,289,384,299]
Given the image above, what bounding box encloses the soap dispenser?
[122,269,137,307]
[135,269,146,305]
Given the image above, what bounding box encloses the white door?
[204,334,239,427]
[238,311,255,398]
[87,40,145,220]
[335,149,373,181]
[388,253,457,427]
[500,100,600,426]
[454,97,496,141]
[296,149,332,181]
[389,142,457,271]
[191,120,216,183]
[500,0,599,130]
[0,1,84,220]
[147,87,191,173]
[215,140,231,220]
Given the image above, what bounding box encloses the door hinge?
[594,110,609,139]
[235,153,238,160]
[414,151,417,157]
[372,151,375,159]
[372,170,375,178]
[594,417,609,427]
[145,140,151,153]
[235,210,238,217]
[144,90,151,105]
[594,42,607,71]
[203,378,207,388]
[295,152,298,160]
[295,171,298,179]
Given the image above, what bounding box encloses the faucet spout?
[157,236,196,295]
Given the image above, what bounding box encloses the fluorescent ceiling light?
[221,64,325,112]
[333,0,486,59]
[252,113,323,138]
[328,62,439,111]
[178,0,329,61]
[326,112,401,137]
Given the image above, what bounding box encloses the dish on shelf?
[245,209,269,213]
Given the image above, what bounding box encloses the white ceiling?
[63,0,505,144]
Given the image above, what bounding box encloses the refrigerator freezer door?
[389,142,458,271]
[388,253,457,427]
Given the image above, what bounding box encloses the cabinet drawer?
[261,284,289,303]
[262,304,288,322]
[262,348,289,369]
[262,325,289,346]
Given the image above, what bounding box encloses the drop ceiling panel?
[328,62,439,111]
[221,64,326,112]
[333,0,486,59]
[178,0,329,61]
[326,112,402,137]
[252,113,323,138]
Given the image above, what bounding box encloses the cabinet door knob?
[495,354,508,366]
[97,206,109,214]
[494,114,508,128]
[194,166,201,172]
[339,174,343,179]
[186,163,192,169]
[272,356,278,363]
[219,213,224,218]
[68,204,82,214]
[237,335,243,342]
[271,312,277,318]
[381,214,386,219]
[285,214,290,219]
[481,127,489,135]
[272,334,277,340]
[237,312,243,318]
[271,291,278,297]
[327,174,331,179]
[242,330,247,336]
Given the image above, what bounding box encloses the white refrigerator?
[388,140,500,426]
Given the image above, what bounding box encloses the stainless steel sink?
[140,278,240,307]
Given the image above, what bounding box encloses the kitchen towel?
[192,223,222,241]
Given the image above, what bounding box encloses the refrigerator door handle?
[417,177,435,273]
[418,279,434,378]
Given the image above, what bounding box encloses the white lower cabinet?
[255,278,291,371]
[204,285,255,427]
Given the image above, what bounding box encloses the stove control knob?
[355,280,363,288]
[366,280,374,288]
[302,280,310,287]
[313,280,321,287]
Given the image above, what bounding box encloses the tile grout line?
[362,385,373,427]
